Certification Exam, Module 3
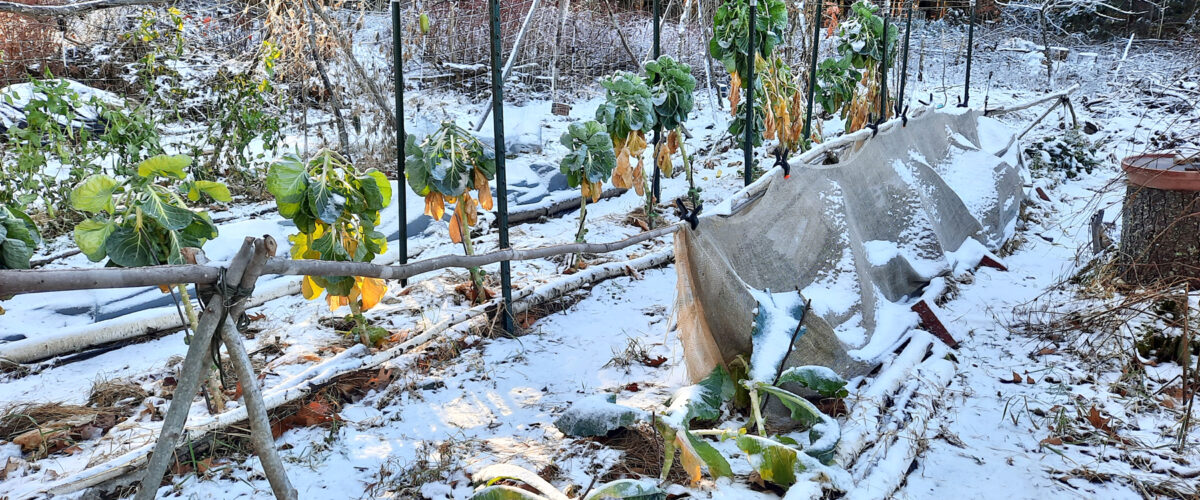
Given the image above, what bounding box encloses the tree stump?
[1118,154,1200,287]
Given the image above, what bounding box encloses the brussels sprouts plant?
[558,120,617,247]
[644,56,700,206]
[405,122,496,303]
[267,149,393,346]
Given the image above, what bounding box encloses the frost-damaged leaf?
[554,394,646,437]
[675,429,733,484]
[468,485,549,500]
[136,154,191,179]
[755,384,841,462]
[70,174,121,214]
[747,288,807,383]
[735,434,799,487]
[776,366,849,399]
[583,478,666,500]
[472,464,569,500]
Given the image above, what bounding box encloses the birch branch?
[0,224,680,295]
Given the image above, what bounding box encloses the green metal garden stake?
[743,0,756,186]
[488,0,514,334]
[391,0,408,287]
[802,0,822,148]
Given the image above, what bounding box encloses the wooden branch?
[134,238,257,500]
[0,0,166,17]
[217,239,296,500]
[0,225,680,295]
[304,0,396,132]
[0,265,221,295]
[983,83,1080,116]
[261,223,679,279]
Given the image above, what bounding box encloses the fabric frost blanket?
[674,108,1024,382]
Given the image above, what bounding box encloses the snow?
[3,10,1200,500]
[747,288,808,383]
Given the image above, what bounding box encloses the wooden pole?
[134,239,257,500]
[217,239,296,500]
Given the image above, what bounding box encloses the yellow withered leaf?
[448,210,463,243]
[462,194,478,226]
[302,275,323,300]
[327,293,349,312]
[358,277,387,311]
[425,192,445,220]
[675,433,704,485]
[729,72,742,115]
[475,169,493,211]
[613,148,632,189]
[627,131,647,156]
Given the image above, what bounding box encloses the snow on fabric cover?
[673,109,1024,383]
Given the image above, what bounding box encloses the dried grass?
[87,378,149,408]
[0,402,121,441]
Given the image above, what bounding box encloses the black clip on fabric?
[773,147,791,178]
[674,198,702,230]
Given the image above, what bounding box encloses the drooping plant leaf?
[70,174,121,214]
[661,364,735,428]
[776,366,849,399]
[136,154,190,179]
[734,434,800,487]
[468,485,549,500]
[675,429,733,485]
[73,218,116,262]
[583,478,666,500]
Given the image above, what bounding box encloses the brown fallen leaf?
[246,312,267,322]
[642,355,668,368]
[1086,406,1112,433]
[1034,347,1058,356]
[623,382,641,392]
[1,457,20,481]
[1039,436,1063,446]
[1026,375,1035,384]
[1000,371,1023,384]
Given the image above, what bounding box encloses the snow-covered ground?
[2,10,1199,500]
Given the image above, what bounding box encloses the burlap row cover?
[675,109,1025,382]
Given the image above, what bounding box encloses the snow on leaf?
[747,288,807,383]
[776,366,849,399]
[583,478,666,500]
[553,394,646,437]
